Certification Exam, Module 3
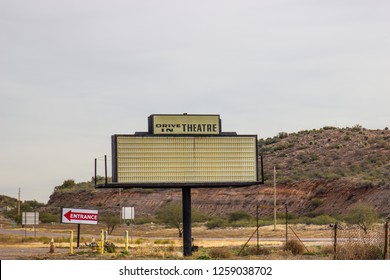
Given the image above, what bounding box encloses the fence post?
[333,223,337,260]
[125,230,129,253]
[256,205,259,255]
[385,221,389,260]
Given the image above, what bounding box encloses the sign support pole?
[182,187,192,257]
[77,224,81,248]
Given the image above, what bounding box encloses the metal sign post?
[122,206,135,243]
[77,224,81,248]
[182,187,192,257]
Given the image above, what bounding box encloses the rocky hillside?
[259,126,389,184]
[45,126,390,218]
[46,178,390,218]
[0,195,18,210]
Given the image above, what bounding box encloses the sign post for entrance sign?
[61,208,99,248]
[95,114,264,256]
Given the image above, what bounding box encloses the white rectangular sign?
[121,207,135,220]
[22,212,39,225]
[61,208,99,225]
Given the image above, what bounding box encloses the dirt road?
[0,246,70,259]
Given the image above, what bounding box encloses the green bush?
[310,198,322,208]
[205,217,228,229]
[323,126,337,130]
[40,212,59,223]
[351,124,363,132]
[228,211,252,222]
[197,255,210,260]
[343,204,379,233]
[278,132,289,139]
[300,215,336,225]
[230,219,256,227]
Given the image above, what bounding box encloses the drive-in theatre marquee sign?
[95,114,264,256]
[104,114,263,187]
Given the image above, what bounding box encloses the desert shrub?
[321,245,335,257]
[351,124,363,132]
[209,247,232,259]
[344,135,351,141]
[229,211,252,222]
[39,212,59,223]
[156,202,208,236]
[285,240,305,255]
[206,217,228,229]
[278,132,289,139]
[239,246,271,256]
[271,143,289,152]
[197,255,210,260]
[300,214,336,225]
[192,209,209,223]
[323,126,336,130]
[104,242,116,253]
[264,136,280,145]
[310,198,322,208]
[62,179,76,188]
[344,204,379,233]
[54,180,94,193]
[230,219,257,227]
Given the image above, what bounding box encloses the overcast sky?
[1,0,389,203]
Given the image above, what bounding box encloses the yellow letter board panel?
[115,136,257,184]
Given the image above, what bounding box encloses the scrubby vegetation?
[259,126,389,185]
[53,179,95,193]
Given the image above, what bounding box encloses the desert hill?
[43,126,390,218]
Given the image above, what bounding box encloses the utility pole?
[273,166,277,231]
[17,188,21,222]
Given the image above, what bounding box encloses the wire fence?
[332,222,389,260]
[238,205,389,260]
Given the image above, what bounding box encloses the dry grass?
[1,223,336,259]
[12,223,330,239]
